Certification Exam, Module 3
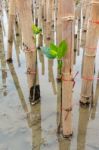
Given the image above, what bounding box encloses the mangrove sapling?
[30,24,42,105]
[41,40,68,77]
[41,40,68,133]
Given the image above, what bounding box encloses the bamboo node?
[62,72,79,88]
[62,77,74,82]
[61,16,74,21]
[63,107,72,112]
[22,42,35,53]
[8,40,13,43]
[90,1,99,5]
[82,76,99,81]
[62,72,72,76]
[26,68,36,75]
[84,52,96,57]
[85,46,96,51]
[82,76,94,81]
[81,95,92,98]
[62,107,72,121]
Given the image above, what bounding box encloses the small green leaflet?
[32,24,42,35]
[41,40,68,59]
[41,47,56,59]
[50,43,58,52]
[57,40,68,59]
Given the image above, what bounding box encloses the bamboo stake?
[0,0,2,13]
[80,0,99,105]
[30,103,42,149]
[56,0,63,81]
[58,139,71,150]
[91,72,99,119]
[45,0,55,93]
[56,0,62,45]
[56,0,63,133]
[7,62,31,127]
[0,20,7,96]
[83,0,90,32]
[42,0,46,21]
[38,50,45,75]
[7,0,16,62]
[57,82,62,133]
[77,107,90,150]
[38,0,43,28]
[46,0,53,42]
[61,0,75,137]
[7,61,42,146]
[33,0,39,25]
[74,34,77,64]
[15,0,40,103]
[77,18,81,56]
[76,1,81,55]
[14,21,22,67]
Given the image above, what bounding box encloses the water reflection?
[14,20,22,67]
[91,72,99,119]
[7,62,42,150]
[0,20,7,96]
[58,137,71,150]
[57,82,71,150]
[30,103,42,150]
[77,107,90,150]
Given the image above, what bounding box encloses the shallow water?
[0,6,99,150]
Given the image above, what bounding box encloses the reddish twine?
[62,72,79,121]
[62,71,79,88]
[23,47,35,53]
[26,68,36,75]
[89,20,99,25]
[85,46,96,51]
[82,76,99,81]
[23,43,35,53]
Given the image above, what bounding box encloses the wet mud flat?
[0,5,99,150]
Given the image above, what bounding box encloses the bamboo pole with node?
[56,0,62,81]
[61,0,75,137]
[80,0,99,106]
[45,0,55,91]
[15,0,40,105]
[83,0,90,32]
[56,0,62,133]
[0,0,2,13]
[7,0,16,62]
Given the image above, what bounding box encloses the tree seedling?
[41,40,68,74]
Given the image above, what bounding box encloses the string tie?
[26,68,36,75]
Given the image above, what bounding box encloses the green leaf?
[58,60,62,69]
[49,50,57,58]
[40,40,68,60]
[50,43,58,52]
[32,24,42,35]
[41,47,56,59]
[57,40,68,59]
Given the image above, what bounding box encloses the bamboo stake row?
[7,0,16,62]
[7,0,40,104]
[80,0,99,105]
[0,15,7,96]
